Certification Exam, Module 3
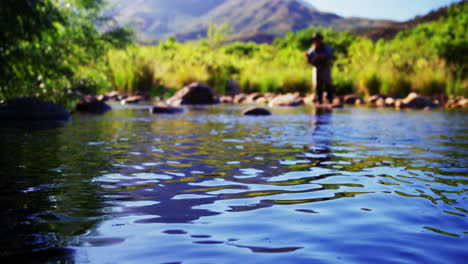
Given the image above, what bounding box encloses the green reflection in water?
[265,191,373,205]
[424,227,461,238]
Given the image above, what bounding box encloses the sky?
[305,0,463,21]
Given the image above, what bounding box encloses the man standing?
[306,33,334,104]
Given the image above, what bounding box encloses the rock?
[343,95,359,104]
[102,90,126,102]
[394,99,408,109]
[367,94,385,105]
[402,93,436,109]
[220,96,233,104]
[457,98,468,108]
[355,98,365,105]
[448,98,468,109]
[303,94,315,105]
[264,92,276,100]
[96,94,108,101]
[375,97,386,107]
[385,97,396,107]
[105,90,121,99]
[246,92,263,104]
[76,95,112,113]
[255,97,268,104]
[167,82,219,105]
[233,93,248,104]
[121,95,145,105]
[269,93,304,107]
[331,97,344,108]
[242,107,271,116]
[226,80,242,96]
[151,103,185,114]
[445,99,458,109]
[0,97,71,122]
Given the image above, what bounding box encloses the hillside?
[107,0,394,42]
[361,0,467,41]
[107,0,228,40]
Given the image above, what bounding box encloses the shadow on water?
[0,118,113,261]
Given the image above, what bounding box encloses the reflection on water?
[1,104,467,263]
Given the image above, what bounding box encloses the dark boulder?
[76,95,111,113]
[226,79,242,96]
[242,107,272,116]
[0,97,71,123]
[343,95,359,105]
[401,93,437,109]
[167,82,219,105]
[151,104,185,114]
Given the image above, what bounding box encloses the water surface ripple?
[0,105,467,263]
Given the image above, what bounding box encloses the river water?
[0,104,467,263]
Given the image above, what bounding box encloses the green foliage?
[206,23,233,48]
[274,27,358,57]
[340,2,468,98]
[101,26,135,49]
[2,1,467,103]
[0,0,133,106]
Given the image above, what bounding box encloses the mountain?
[107,0,394,42]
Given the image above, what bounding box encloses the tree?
[0,0,132,104]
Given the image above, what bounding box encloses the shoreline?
[96,90,468,110]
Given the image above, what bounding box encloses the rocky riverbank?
[92,82,467,111]
[1,82,466,126]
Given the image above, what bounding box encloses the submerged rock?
[242,107,272,116]
[76,95,112,113]
[0,97,71,123]
[167,82,219,105]
[151,104,185,114]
